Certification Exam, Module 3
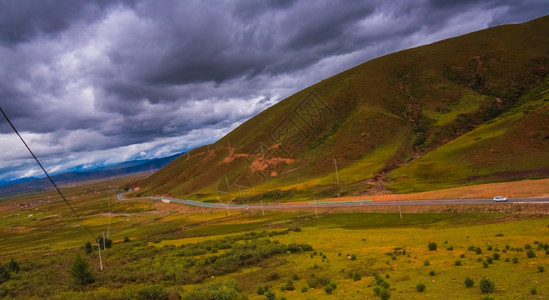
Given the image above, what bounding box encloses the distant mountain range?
[137,16,549,202]
[0,153,182,196]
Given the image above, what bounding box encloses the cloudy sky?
[0,0,546,185]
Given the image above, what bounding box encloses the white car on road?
[493,196,508,202]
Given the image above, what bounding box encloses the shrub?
[487,245,493,251]
[476,248,482,254]
[526,250,536,258]
[504,258,510,262]
[455,260,462,266]
[284,280,295,291]
[6,258,19,273]
[492,253,500,260]
[257,285,267,295]
[483,262,489,268]
[301,286,308,292]
[84,241,93,254]
[447,246,454,250]
[0,265,10,284]
[265,291,276,300]
[292,274,299,281]
[538,266,545,273]
[353,272,362,281]
[70,255,94,286]
[416,283,426,292]
[324,282,336,294]
[465,277,474,288]
[531,288,537,295]
[380,288,391,300]
[424,260,430,266]
[525,244,532,250]
[124,236,130,243]
[479,278,495,294]
[351,254,357,260]
[486,257,493,264]
[428,242,437,251]
[513,257,519,263]
[460,254,465,258]
[429,270,435,276]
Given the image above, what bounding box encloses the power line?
[0,106,96,241]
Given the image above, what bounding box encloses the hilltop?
[137,16,549,202]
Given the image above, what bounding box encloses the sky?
[0,0,547,185]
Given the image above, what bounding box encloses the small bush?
[267,272,280,281]
[0,265,10,284]
[460,254,465,258]
[455,260,462,266]
[447,246,454,251]
[487,245,493,251]
[486,257,493,264]
[525,244,532,250]
[265,291,276,300]
[351,254,357,260]
[416,283,426,292]
[480,278,495,294]
[324,282,336,294]
[476,248,482,254]
[353,272,362,281]
[504,258,510,262]
[465,277,474,288]
[292,274,299,281]
[538,266,545,273]
[531,288,537,295]
[428,242,437,251]
[424,260,430,266]
[124,236,130,243]
[429,270,435,276]
[284,280,295,291]
[6,258,19,273]
[70,255,94,286]
[257,285,266,295]
[526,250,536,258]
[513,257,519,263]
[301,286,308,293]
[84,241,93,254]
[492,253,500,260]
[483,262,489,268]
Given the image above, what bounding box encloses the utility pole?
[97,239,103,271]
[107,193,111,238]
[333,159,339,184]
[260,200,265,216]
[102,231,106,250]
[187,152,190,160]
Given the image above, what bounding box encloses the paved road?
[118,193,549,210]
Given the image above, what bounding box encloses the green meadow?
[1,176,548,299]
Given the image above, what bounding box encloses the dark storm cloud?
[0,0,133,45]
[0,0,546,184]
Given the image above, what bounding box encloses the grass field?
[1,175,548,299]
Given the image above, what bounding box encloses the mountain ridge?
[137,15,549,202]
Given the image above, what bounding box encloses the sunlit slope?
[139,16,549,201]
[388,78,549,193]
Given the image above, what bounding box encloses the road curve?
[118,193,549,210]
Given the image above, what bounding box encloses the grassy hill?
[137,16,549,202]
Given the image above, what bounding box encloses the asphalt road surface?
[118,193,549,210]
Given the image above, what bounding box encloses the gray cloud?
[0,0,546,184]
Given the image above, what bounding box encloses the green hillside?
[138,16,549,202]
